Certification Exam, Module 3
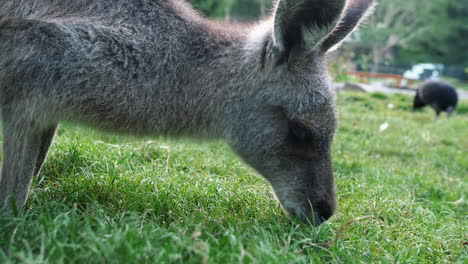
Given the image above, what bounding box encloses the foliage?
[231,0,273,20]
[192,0,273,20]
[400,1,468,66]
[192,0,467,67]
[190,0,236,19]
[354,0,437,69]
[355,0,467,67]
[0,92,466,263]
[328,51,355,83]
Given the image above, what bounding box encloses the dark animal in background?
[413,80,459,116]
[0,0,375,225]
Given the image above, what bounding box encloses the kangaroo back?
[0,0,114,20]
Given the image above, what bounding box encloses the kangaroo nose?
[284,200,335,225]
[314,200,335,222]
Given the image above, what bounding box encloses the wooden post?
[396,77,402,88]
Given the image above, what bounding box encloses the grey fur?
[0,0,374,225]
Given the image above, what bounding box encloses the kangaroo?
[0,0,374,225]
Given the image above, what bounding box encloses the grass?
[0,91,466,263]
[442,77,468,91]
[408,78,468,92]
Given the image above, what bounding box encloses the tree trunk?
[224,7,231,21]
[371,47,386,73]
[259,0,266,17]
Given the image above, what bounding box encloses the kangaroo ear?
[272,0,347,61]
[321,0,376,51]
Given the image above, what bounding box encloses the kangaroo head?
[226,0,374,225]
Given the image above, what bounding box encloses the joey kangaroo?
[0,0,374,225]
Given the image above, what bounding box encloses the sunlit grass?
[0,91,466,263]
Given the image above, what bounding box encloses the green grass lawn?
[0,92,466,263]
[442,78,468,91]
[407,78,468,92]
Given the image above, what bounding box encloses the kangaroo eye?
[287,120,314,144]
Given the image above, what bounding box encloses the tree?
[230,0,271,20]
[191,0,273,21]
[353,0,468,69]
[354,0,441,71]
[400,1,468,66]
[190,0,235,19]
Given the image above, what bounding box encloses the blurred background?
[191,0,468,92]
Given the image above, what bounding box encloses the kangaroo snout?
[283,198,336,225]
[274,168,337,225]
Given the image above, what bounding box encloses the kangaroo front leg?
[0,116,44,212]
[33,125,58,178]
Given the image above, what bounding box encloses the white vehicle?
[403,64,443,80]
